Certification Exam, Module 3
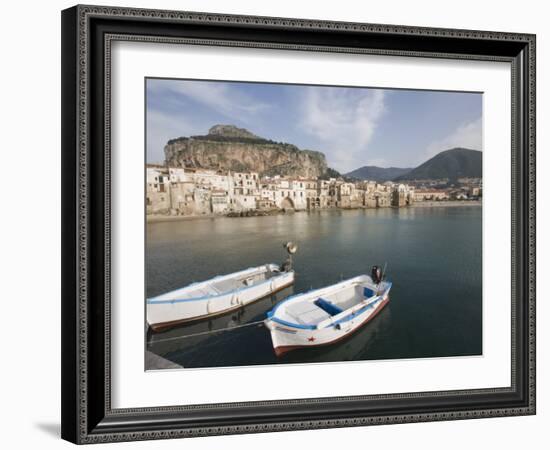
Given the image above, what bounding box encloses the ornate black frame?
[61,4,536,444]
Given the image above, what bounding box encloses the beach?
[412,200,481,208]
[146,200,482,223]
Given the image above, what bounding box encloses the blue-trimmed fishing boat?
[147,242,298,331]
[147,264,294,331]
[265,271,391,356]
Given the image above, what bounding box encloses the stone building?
[146,191,171,214]
[469,186,482,197]
[146,165,418,217]
[168,167,188,183]
[351,188,365,208]
[146,166,171,214]
[376,191,392,208]
[146,166,169,193]
[169,181,196,215]
[336,182,354,208]
[290,179,307,210]
[414,190,449,201]
[211,190,230,214]
[391,183,414,207]
[193,187,212,215]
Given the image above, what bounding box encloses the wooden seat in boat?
[285,302,331,325]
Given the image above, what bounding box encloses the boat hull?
[267,294,389,357]
[148,269,294,331]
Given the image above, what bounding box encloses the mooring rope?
[148,319,267,344]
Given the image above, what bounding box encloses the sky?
[146,78,482,173]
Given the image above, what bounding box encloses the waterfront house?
[146,165,420,216]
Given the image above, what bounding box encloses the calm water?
[146,206,482,369]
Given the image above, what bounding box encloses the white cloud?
[146,109,201,163]
[146,80,273,163]
[299,87,386,172]
[422,117,482,164]
[148,79,269,119]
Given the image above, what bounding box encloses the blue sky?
[146,78,482,172]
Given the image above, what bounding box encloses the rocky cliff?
[164,125,328,178]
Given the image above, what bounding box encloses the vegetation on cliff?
[345,166,413,182]
[163,126,481,183]
[393,148,482,181]
[164,125,329,179]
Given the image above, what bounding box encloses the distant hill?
[345,166,412,182]
[393,148,482,181]
[319,167,356,182]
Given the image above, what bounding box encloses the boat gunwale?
[147,264,287,305]
[272,296,391,356]
[148,277,296,332]
[267,275,371,318]
[327,296,385,327]
[267,278,392,330]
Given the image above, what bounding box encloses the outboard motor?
[280,257,292,273]
[371,265,382,284]
[280,241,298,272]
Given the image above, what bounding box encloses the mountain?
[345,166,413,182]
[164,125,328,178]
[207,124,260,140]
[393,148,482,181]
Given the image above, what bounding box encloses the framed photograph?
[61,5,536,444]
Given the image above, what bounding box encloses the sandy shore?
[412,200,481,208]
[147,211,284,223]
[147,201,481,223]
[147,213,217,223]
[147,209,286,223]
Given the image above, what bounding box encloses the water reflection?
[281,306,393,364]
[147,286,293,360]
[146,207,482,369]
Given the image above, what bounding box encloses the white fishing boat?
[147,264,294,331]
[147,243,298,331]
[265,267,391,357]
